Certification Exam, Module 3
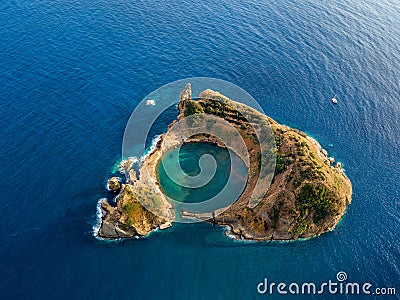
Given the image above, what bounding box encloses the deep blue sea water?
[0,0,399,299]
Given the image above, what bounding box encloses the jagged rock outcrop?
[107,177,121,191]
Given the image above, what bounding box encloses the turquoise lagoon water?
[157,142,248,214]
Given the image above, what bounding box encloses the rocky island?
[97,84,352,241]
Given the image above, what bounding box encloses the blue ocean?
[0,0,399,299]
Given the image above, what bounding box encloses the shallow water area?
[157,142,248,214]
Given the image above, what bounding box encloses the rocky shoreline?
[96,84,352,241]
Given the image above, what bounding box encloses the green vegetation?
[293,217,310,235]
[184,100,205,125]
[202,99,227,117]
[200,99,251,122]
[275,152,293,175]
[274,135,283,148]
[121,185,161,226]
[185,100,204,116]
[298,141,307,147]
[123,202,146,226]
[296,183,338,223]
[299,166,316,180]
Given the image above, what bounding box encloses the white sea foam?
[140,134,162,162]
[222,225,258,243]
[115,135,162,178]
[93,198,106,238]
[118,157,139,174]
[223,225,237,240]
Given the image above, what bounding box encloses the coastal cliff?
[97,84,352,241]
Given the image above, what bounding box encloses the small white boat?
[332,96,338,104]
[146,99,156,106]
